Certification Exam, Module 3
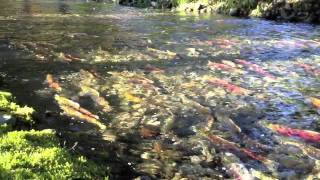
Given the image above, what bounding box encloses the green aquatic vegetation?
[0,129,108,179]
[0,91,34,124]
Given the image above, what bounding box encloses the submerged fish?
[213,38,237,49]
[235,59,275,79]
[267,123,320,143]
[207,134,271,164]
[78,107,99,120]
[214,110,271,152]
[79,86,112,112]
[128,76,158,92]
[241,134,272,152]
[190,39,214,46]
[145,64,165,73]
[54,95,105,129]
[276,39,308,49]
[207,78,250,95]
[178,94,211,115]
[60,105,105,129]
[208,61,234,71]
[55,95,80,109]
[214,110,241,134]
[311,97,320,109]
[147,47,177,58]
[65,54,82,61]
[46,74,62,92]
[58,52,82,62]
[297,63,320,77]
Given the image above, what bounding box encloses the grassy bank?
[0,91,108,179]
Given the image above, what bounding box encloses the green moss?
[0,124,11,134]
[0,91,34,124]
[0,129,108,179]
[250,6,262,17]
[0,91,108,179]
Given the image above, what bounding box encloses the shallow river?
[0,0,320,179]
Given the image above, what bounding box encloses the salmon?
[311,97,320,109]
[54,95,105,129]
[207,134,270,163]
[145,64,165,73]
[207,78,249,95]
[58,53,82,62]
[235,59,275,79]
[46,74,62,92]
[267,123,320,143]
[147,47,177,58]
[213,38,237,49]
[208,61,234,71]
[297,63,320,77]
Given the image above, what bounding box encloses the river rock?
[229,8,239,16]
[278,156,314,173]
[279,170,298,180]
[0,113,16,125]
[190,155,202,164]
[150,1,157,8]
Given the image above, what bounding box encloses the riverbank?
[120,0,320,23]
[0,91,108,179]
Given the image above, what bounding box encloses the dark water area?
[0,0,320,179]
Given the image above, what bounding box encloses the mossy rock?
[0,91,34,125]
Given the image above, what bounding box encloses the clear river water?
[0,0,320,179]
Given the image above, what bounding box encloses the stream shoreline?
[119,0,320,24]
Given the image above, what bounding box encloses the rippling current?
[0,0,320,179]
